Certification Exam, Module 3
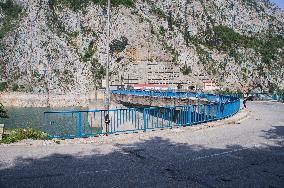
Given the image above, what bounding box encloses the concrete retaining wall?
[0,90,105,108]
[112,94,208,107]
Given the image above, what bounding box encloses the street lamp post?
[104,0,111,135]
[45,64,50,108]
[106,0,111,107]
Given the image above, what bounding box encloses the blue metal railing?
[112,90,199,99]
[112,90,238,102]
[44,90,240,138]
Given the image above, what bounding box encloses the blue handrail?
[44,90,240,138]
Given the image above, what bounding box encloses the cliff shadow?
[1,136,284,188]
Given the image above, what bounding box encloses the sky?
[270,0,284,10]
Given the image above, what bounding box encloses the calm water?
[1,107,86,133]
[0,100,124,136]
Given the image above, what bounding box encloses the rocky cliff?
[0,0,284,95]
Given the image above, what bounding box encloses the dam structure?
[44,90,240,138]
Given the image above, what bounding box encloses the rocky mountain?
[0,0,284,95]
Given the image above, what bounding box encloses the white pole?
[104,0,111,135]
[106,0,111,110]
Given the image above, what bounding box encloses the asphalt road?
[0,101,284,188]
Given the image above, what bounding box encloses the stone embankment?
[0,90,105,107]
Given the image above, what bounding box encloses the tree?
[0,103,8,118]
[177,83,183,90]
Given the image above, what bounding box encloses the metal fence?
[44,91,240,138]
[112,90,238,102]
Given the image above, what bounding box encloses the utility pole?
[45,63,51,108]
[184,1,188,46]
[106,0,111,109]
[231,1,235,29]
[104,0,111,135]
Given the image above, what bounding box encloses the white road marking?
[190,145,260,161]
[78,169,112,175]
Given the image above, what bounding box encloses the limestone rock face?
[0,0,284,94]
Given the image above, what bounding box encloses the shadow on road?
[1,134,284,188]
[263,126,284,146]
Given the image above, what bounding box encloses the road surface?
[0,101,284,188]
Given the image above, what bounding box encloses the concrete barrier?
[112,94,208,107]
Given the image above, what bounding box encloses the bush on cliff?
[0,82,8,92]
[0,0,23,39]
[51,0,135,11]
[211,26,284,64]
[0,103,8,119]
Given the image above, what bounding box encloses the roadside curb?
[202,109,250,128]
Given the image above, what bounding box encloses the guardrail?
[112,90,237,102]
[44,90,240,138]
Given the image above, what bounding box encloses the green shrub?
[65,31,79,38]
[167,11,173,31]
[81,41,96,62]
[151,6,166,19]
[0,0,23,39]
[110,36,128,54]
[214,89,244,97]
[278,90,284,102]
[0,82,8,92]
[0,103,8,118]
[180,65,192,75]
[210,26,284,64]
[90,59,106,88]
[12,84,19,91]
[159,26,166,36]
[110,0,135,7]
[0,128,49,144]
[184,34,204,47]
[52,0,135,11]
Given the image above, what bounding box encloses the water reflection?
[0,100,124,134]
[1,107,86,132]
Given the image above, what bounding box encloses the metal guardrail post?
[218,102,221,119]
[203,105,206,122]
[143,108,148,132]
[105,113,110,135]
[77,112,83,137]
